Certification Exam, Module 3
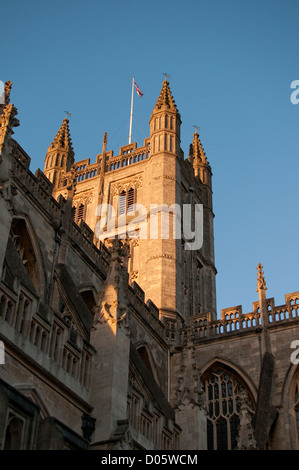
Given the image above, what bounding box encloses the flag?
[134,80,143,97]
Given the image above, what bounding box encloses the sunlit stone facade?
[0,80,298,450]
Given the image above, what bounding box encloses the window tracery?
[203,366,255,450]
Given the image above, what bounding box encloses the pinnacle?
[191,132,207,164]
[256,263,267,291]
[49,117,74,154]
[154,79,178,111]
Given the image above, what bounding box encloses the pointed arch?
[127,187,135,213]
[280,361,299,449]
[79,287,97,316]
[201,358,257,450]
[4,416,23,450]
[9,215,47,300]
[134,342,161,387]
[13,384,50,420]
[201,357,258,401]
[118,190,126,215]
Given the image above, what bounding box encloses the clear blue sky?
[1,0,299,315]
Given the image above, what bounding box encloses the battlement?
[53,139,151,189]
[107,139,150,173]
[164,290,299,345]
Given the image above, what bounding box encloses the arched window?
[170,135,173,152]
[4,416,23,450]
[80,289,96,315]
[137,346,154,376]
[9,218,40,293]
[118,190,126,215]
[170,116,174,130]
[118,187,135,215]
[203,365,255,450]
[127,187,134,213]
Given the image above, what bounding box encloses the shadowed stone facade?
[0,80,299,450]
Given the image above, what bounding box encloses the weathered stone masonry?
[0,80,299,450]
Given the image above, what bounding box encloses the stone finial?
[256,263,267,292]
[103,131,107,149]
[4,81,12,105]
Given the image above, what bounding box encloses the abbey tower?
[1,79,299,451]
[44,79,217,326]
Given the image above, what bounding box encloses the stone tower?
[44,79,217,324]
[2,80,299,451]
[144,79,183,320]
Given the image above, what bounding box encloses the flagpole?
[129,76,134,144]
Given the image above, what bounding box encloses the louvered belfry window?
[118,190,126,215]
[118,187,135,215]
[127,187,134,212]
[77,204,85,221]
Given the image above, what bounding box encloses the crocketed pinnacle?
[49,117,74,154]
[154,79,178,111]
[256,263,267,291]
[191,132,208,164]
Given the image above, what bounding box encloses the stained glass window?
[203,367,255,450]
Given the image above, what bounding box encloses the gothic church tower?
[44,79,217,324]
